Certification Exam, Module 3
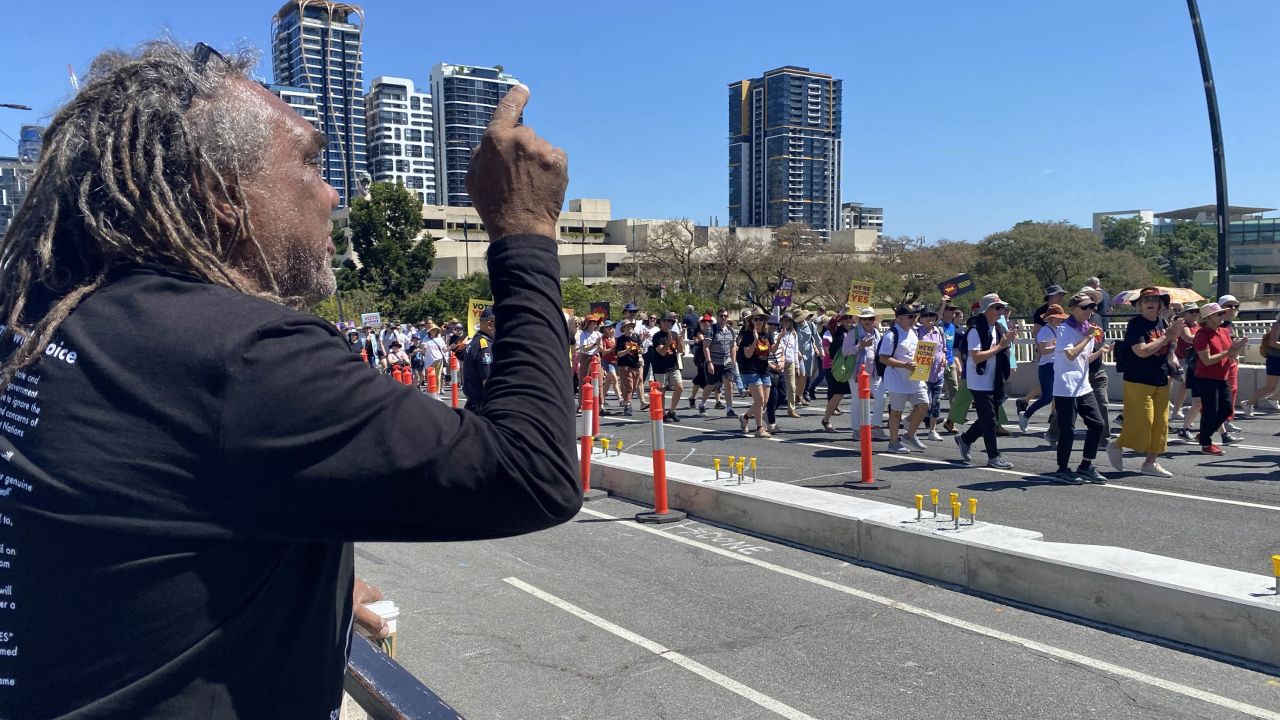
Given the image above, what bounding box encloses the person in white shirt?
[1017,306,1064,433]
[877,304,929,453]
[1048,295,1110,484]
[955,293,1020,469]
[576,313,603,386]
[422,325,450,380]
[779,314,801,417]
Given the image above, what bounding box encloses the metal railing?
[1005,319,1274,365]
[344,634,466,720]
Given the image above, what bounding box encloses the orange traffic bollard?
[449,355,460,408]
[391,365,403,384]
[844,366,889,490]
[636,385,686,523]
[579,381,606,501]
[426,366,438,394]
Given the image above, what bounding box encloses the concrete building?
[425,199,615,280]
[729,66,842,238]
[0,156,31,237]
[365,76,437,205]
[839,201,882,239]
[430,63,521,207]
[17,125,43,164]
[271,1,367,205]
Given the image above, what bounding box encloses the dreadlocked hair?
[0,39,279,388]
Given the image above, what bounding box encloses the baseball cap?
[1043,284,1066,300]
[1041,303,1068,320]
[919,306,939,318]
[895,303,921,317]
[978,293,1007,312]
[479,307,495,320]
[624,303,639,312]
[701,313,714,322]
[857,306,877,319]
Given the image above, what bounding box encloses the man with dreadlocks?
[0,41,579,718]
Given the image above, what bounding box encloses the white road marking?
[503,577,821,720]
[603,417,1280,512]
[578,508,1280,720]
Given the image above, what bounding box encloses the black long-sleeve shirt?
[0,235,579,718]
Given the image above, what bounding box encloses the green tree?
[1100,215,1149,254]
[310,287,382,324]
[1144,221,1215,288]
[561,277,625,316]
[348,182,431,314]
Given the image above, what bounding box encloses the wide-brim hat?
[978,293,1007,312]
[1067,293,1097,310]
[919,305,939,318]
[857,306,877,319]
[1135,287,1170,305]
[1198,302,1226,318]
[1043,285,1066,300]
[1179,303,1200,314]
[661,311,679,322]
[1041,303,1069,320]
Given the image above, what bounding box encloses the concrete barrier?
[588,449,1280,668]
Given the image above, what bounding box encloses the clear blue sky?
[4,0,1277,242]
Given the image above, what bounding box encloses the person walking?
[600,320,620,410]
[616,320,643,415]
[1107,287,1184,477]
[795,309,816,405]
[1046,296,1109,484]
[1171,304,1200,422]
[704,309,738,415]
[1192,303,1250,454]
[1243,310,1280,416]
[840,306,882,434]
[1217,295,1244,433]
[1019,284,1066,415]
[819,312,858,432]
[1017,304,1064,433]
[955,294,1019,468]
[690,314,713,414]
[916,307,949,442]
[649,312,685,421]
[878,304,930,453]
[780,313,801,417]
[737,310,773,437]
[764,311,788,432]
[575,313,603,390]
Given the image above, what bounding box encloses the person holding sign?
[916,307,949,442]
[878,304,930,453]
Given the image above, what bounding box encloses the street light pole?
[1186,0,1231,298]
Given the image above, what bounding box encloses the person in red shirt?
[1193,303,1250,454]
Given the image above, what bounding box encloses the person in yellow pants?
[1108,287,1184,477]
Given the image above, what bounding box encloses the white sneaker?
[1240,402,1254,418]
[1106,442,1125,472]
[1261,399,1280,412]
[1017,412,1030,433]
[904,435,927,451]
[927,430,943,442]
[1140,462,1173,478]
[1224,421,1242,432]
[886,441,911,454]
[1171,408,1184,420]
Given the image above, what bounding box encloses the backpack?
[873,326,901,379]
[1113,337,1132,374]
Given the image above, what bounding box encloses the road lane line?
[578,508,1280,720]
[503,577,822,720]
[604,418,1280,511]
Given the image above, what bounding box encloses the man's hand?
[466,84,568,241]
[353,578,389,640]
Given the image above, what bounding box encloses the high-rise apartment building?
[271,1,367,205]
[840,201,883,239]
[729,66,842,237]
[366,76,437,205]
[267,84,321,129]
[430,63,521,206]
[17,126,44,164]
[0,157,30,238]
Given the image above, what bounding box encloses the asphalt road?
[356,497,1280,720]
[590,384,1280,574]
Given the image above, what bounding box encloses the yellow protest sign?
[910,340,936,382]
[467,298,493,338]
[846,280,874,314]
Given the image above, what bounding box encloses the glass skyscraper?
[729,66,842,237]
[366,76,437,206]
[430,63,521,207]
[271,1,367,205]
